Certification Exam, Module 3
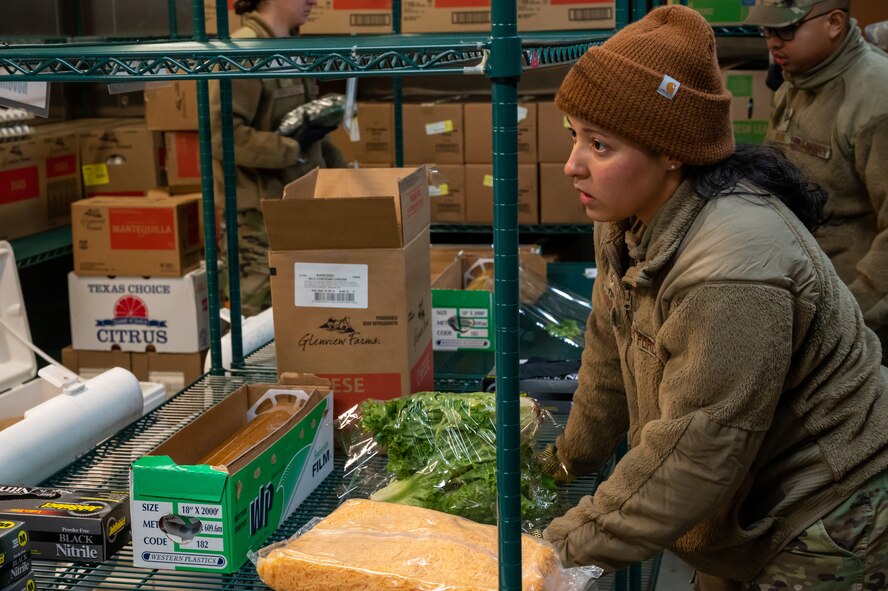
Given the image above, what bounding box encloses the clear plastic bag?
[337,391,562,532]
[253,498,602,591]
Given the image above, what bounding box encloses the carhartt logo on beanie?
[556,5,734,165]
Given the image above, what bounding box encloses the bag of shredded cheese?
[254,499,601,591]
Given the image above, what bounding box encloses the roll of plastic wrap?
[0,367,145,485]
[207,308,275,372]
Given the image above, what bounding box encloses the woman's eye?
[591,140,606,152]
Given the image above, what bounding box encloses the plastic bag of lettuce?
[338,391,560,531]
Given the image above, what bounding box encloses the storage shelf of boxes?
[2,0,787,590]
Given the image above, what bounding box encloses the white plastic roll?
[0,367,144,485]
[206,307,275,372]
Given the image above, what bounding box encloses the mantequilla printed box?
[0,520,31,589]
[0,486,130,563]
[131,376,334,573]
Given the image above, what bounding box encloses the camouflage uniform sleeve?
[210,78,300,170]
[849,113,888,335]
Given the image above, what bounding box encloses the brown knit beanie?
[556,5,734,165]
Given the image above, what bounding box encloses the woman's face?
[563,115,681,225]
[287,0,316,27]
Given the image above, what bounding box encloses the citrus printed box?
[68,267,210,353]
[71,194,203,278]
[131,377,334,573]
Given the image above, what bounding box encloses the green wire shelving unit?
[0,1,671,590]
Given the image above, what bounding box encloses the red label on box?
[410,342,434,392]
[318,372,402,416]
[333,0,390,9]
[109,208,177,250]
[435,0,489,7]
[175,133,201,179]
[0,166,39,204]
[46,154,77,179]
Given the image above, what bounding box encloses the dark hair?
[687,143,829,232]
[234,0,260,15]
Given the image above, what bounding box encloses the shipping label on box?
[518,0,615,32]
[71,194,203,277]
[0,487,130,563]
[724,70,772,144]
[79,124,165,196]
[131,381,334,573]
[68,267,210,353]
[262,167,434,417]
[301,0,393,34]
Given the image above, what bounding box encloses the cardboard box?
[430,245,547,351]
[131,376,334,573]
[68,267,210,354]
[327,103,395,165]
[36,125,82,228]
[164,131,201,188]
[464,102,537,164]
[465,163,539,224]
[669,0,761,26]
[79,122,165,197]
[0,487,129,563]
[536,100,572,164]
[301,0,392,34]
[402,103,464,164]
[0,139,48,241]
[402,0,491,33]
[71,193,204,278]
[62,346,207,394]
[518,0,615,31]
[427,164,466,222]
[724,69,772,144]
[0,521,30,589]
[262,167,434,417]
[539,162,593,224]
[145,81,198,131]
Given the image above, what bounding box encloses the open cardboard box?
[262,167,434,418]
[131,374,334,573]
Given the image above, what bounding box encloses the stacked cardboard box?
[144,80,202,192]
[262,167,434,417]
[723,69,772,144]
[536,100,592,224]
[63,192,209,395]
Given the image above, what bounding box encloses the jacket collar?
[603,179,706,289]
[785,19,867,91]
[243,13,277,38]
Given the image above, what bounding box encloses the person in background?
[745,0,888,363]
[538,5,888,590]
[210,0,345,316]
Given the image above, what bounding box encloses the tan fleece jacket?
[767,22,888,357]
[209,14,344,211]
[543,180,888,581]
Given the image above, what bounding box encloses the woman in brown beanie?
[539,5,888,590]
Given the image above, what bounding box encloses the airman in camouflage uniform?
[694,470,888,590]
[209,10,345,317]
